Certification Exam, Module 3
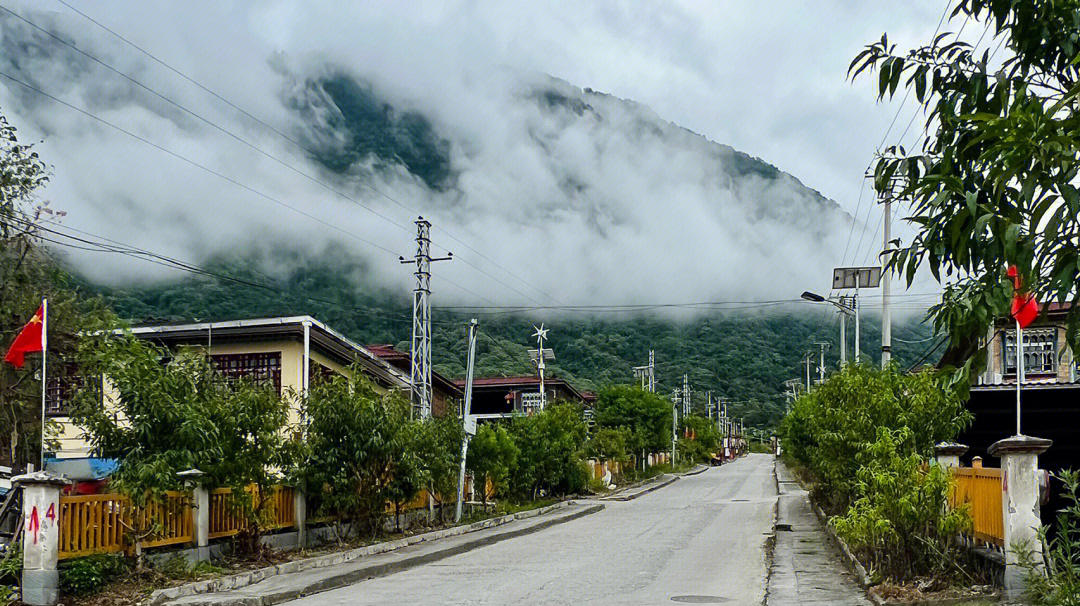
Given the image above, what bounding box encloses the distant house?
[49,316,411,459]
[962,302,1080,526]
[365,344,464,417]
[453,376,590,417]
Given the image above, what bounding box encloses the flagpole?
[1016,318,1023,436]
[39,297,47,471]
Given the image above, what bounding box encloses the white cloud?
[0,0,960,307]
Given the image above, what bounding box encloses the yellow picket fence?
[949,462,1004,547]
[58,485,295,560]
[58,491,191,559]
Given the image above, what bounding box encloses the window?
[45,362,96,417]
[211,353,282,393]
[1003,329,1057,375]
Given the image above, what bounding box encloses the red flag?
[4,305,45,368]
[1006,266,1039,328]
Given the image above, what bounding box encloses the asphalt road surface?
[289,454,777,606]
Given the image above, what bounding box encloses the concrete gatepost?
[989,434,1053,601]
[934,442,968,468]
[15,471,71,606]
[293,484,307,550]
[177,469,209,562]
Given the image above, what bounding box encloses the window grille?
[1003,329,1057,375]
[211,353,282,393]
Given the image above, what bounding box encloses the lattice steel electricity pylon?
[400,217,451,419]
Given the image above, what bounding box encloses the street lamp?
[801,291,858,364]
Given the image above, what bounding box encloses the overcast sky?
[0,0,977,310]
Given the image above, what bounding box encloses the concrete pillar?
[15,471,70,606]
[934,442,968,468]
[177,469,209,562]
[989,434,1053,601]
[293,485,307,550]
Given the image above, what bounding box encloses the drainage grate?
[775,523,793,531]
[671,596,731,603]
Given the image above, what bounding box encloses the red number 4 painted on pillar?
[46,503,55,521]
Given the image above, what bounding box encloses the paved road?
[290,454,777,606]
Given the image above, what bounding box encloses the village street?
[290,455,777,605]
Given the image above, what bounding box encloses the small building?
[453,376,591,417]
[49,316,412,459]
[365,344,464,417]
[961,302,1079,526]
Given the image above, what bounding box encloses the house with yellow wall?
[48,316,413,459]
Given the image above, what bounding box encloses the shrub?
[466,424,518,504]
[829,427,971,582]
[676,414,721,464]
[295,369,414,540]
[506,402,589,500]
[59,553,126,597]
[1024,469,1080,604]
[781,364,970,511]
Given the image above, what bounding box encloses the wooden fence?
[948,460,1004,548]
[59,485,294,560]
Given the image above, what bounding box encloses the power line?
[9,213,459,327]
[0,69,402,257]
[50,0,567,308]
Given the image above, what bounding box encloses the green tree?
[72,334,291,501]
[418,412,464,523]
[676,414,721,464]
[850,2,1080,379]
[585,427,630,464]
[781,364,971,511]
[296,368,412,539]
[591,385,672,467]
[466,424,518,505]
[830,427,971,582]
[0,108,110,471]
[507,402,589,500]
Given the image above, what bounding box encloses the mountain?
[88,254,938,430]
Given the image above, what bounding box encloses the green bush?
[676,415,721,464]
[506,402,589,500]
[1024,469,1080,604]
[781,364,971,512]
[829,427,971,581]
[467,424,519,504]
[781,364,973,584]
[59,553,126,597]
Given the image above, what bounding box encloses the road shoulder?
[767,460,870,605]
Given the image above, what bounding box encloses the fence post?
[15,471,70,606]
[294,484,307,550]
[178,469,209,562]
[989,435,1053,601]
[934,442,968,468]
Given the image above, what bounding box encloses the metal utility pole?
[815,342,830,383]
[869,157,903,368]
[881,192,893,367]
[649,350,656,392]
[529,324,554,409]
[633,350,656,393]
[706,391,713,420]
[671,390,679,464]
[804,353,813,392]
[454,319,478,523]
[682,374,691,416]
[400,217,452,419]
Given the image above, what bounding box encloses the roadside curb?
[812,503,873,590]
[680,464,710,477]
[602,475,677,501]
[151,501,598,605]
